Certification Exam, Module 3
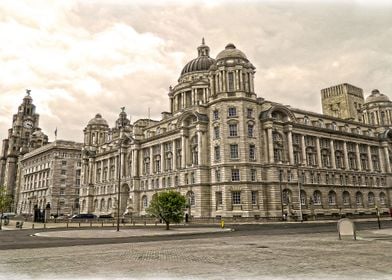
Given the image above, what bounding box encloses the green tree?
[146,191,187,230]
[0,187,13,230]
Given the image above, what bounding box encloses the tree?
[0,187,13,230]
[146,191,187,230]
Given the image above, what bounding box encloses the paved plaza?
[1,227,392,280]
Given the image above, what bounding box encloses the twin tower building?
[1,40,392,220]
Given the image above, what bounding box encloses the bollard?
[112,221,115,227]
[79,222,81,228]
[101,222,104,227]
[32,224,34,229]
[133,221,135,226]
[221,220,225,229]
[44,223,46,229]
[90,221,92,227]
[144,221,146,226]
[66,222,69,228]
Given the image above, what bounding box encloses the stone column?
[285,125,294,164]
[160,144,164,172]
[150,146,154,174]
[239,69,243,91]
[223,70,227,92]
[383,143,391,173]
[235,70,240,91]
[88,158,94,184]
[343,142,349,170]
[181,133,186,169]
[197,130,202,165]
[132,149,138,177]
[265,123,274,164]
[316,138,322,167]
[250,73,254,93]
[301,135,307,165]
[367,146,373,172]
[330,140,336,169]
[172,140,177,170]
[355,144,362,171]
[379,147,385,173]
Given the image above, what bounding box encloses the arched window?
[107,198,112,212]
[300,190,307,206]
[187,191,195,206]
[328,191,336,206]
[342,191,350,206]
[142,196,148,209]
[313,191,322,205]
[94,199,98,211]
[191,135,198,165]
[82,199,86,211]
[273,132,284,163]
[380,192,386,205]
[367,192,375,206]
[100,199,105,211]
[282,189,291,205]
[356,192,363,207]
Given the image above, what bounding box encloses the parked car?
[70,214,97,220]
[98,214,114,219]
[1,212,16,219]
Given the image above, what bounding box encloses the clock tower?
[0,90,48,204]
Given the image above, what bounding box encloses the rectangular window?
[228,72,234,91]
[61,161,67,166]
[247,124,254,137]
[229,124,238,137]
[247,108,253,118]
[228,107,237,117]
[251,191,258,205]
[191,172,195,184]
[232,191,241,204]
[230,144,239,159]
[249,145,256,160]
[250,169,256,181]
[214,146,220,161]
[214,126,220,139]
[61,170,66,175]
[216,192,223,205]
[215,169,221,182]
[213,110,219,120]
[231,169,240,181]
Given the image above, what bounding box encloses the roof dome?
[88,113,108,126]
[216,43,248,61]
[365,89,390,103]
[180,38,215,77]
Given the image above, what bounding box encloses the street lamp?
[117,136,122,232]
[278,168,284,220]
[297,165,303,222]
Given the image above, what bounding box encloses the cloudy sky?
[1,0,391,142]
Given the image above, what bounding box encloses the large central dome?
[180,39,215,77]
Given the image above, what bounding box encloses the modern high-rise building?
[79,40,392,220]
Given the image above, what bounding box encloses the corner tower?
[321,83,364,121]
[0,90,47,200]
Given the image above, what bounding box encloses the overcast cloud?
[1,0,391,142]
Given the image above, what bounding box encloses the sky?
[0,0,391,142]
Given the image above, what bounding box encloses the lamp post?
[278,168,284,220]
[117,136,122,232]
[297,165,303,222]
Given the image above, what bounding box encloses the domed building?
[79,40,392,221]
[362,89,392,127]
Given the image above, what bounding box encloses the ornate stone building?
[80,40,392,220]
[0,91,48,207]
[15,140,82,216]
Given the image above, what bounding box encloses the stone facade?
[16,140,83,216]
[0,91,48,205]
[79,40,392,220]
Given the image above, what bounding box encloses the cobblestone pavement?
[0,231,391,280]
